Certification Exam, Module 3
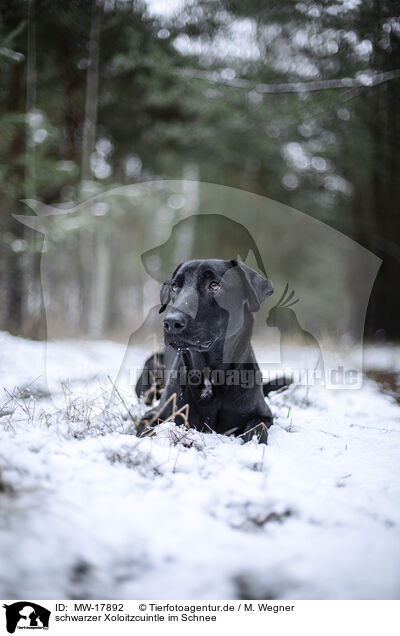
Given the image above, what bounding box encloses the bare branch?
[177,67,400,95]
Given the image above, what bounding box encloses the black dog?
[136,259,274,443]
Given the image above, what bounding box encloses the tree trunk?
[79,0,103,337]
[5,62,25,335]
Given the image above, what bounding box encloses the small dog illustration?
[266,284,324,378]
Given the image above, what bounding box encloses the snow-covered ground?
[0,331,399,600]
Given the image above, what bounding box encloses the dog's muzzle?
[163,310,188,335]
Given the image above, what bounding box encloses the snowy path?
[0,332,399,599]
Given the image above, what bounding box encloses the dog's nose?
[163,311,187,334]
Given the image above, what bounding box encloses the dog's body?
[136,259,274,443]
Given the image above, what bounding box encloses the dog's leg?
[239,418,272,444]
[135,351,165,404]
[137,389,187,438]
[136,416,157,438]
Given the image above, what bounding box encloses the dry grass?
[138,391,190,435]
[0,377,138,440]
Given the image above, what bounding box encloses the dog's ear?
[234,260,274,312]
[159,281,170,313]
[159,262,183,313]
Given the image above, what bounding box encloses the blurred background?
[0,0,399,342]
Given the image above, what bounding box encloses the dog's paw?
[136,419,156,438]
[240,420,270,445]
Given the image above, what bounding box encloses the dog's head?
[159,259,273,352]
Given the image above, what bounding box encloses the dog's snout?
[163,311,187,334]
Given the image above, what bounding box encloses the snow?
[0,332,399,600]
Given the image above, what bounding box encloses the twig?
[107,375,136,424]
[178,67,400,95]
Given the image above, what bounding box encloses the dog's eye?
[170,283,179,293]
[209,281,221,291]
